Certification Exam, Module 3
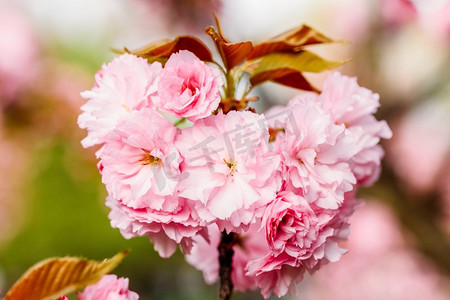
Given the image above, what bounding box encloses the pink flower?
[106,195,204,258]
[317,72,392,186]
[248,262,305,299]
[246,191,357,299]
[186,192,357,299]
[276,97,357,209]
[77,274,139,300]
[380,0,417,27]
[175,111,281,232]
[78,54,162,148]
[155,50,223,122]
[263,192,321,258]
[98,108,204,258]
[99,108,181,209]
[244,192,321,299]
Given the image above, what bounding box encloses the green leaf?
[4,250,129,300]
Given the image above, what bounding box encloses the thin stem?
[225,72,235,99]
[218,231,235,300]
[208,60,227,76]
[173,117,186,127]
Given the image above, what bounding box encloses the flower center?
[223,158,237,175]
[268,127,285,142]
[121,104,130,112]
[181,81,196,95]
[140,153,161,166]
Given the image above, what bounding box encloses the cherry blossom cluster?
[79,50,391,298]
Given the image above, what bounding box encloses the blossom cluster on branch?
[78,22,391,298]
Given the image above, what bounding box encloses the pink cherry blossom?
[78,41,392,299]
[99,108,181,209]
[317,72,392,186]
[175,111,281,232]
[78,53,162,148]
[98,108,205,258]
[263,192,321,258]
[186,192,357,299]
[106,195,204,258]
[245,191,356,299]
[155,50,223,122]
[276,97,357,209]
[77,274,139,300]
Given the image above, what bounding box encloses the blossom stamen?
[121,104,130,112]
[268,127,285,142]
[223,158,237,175]
[140,152,161,166]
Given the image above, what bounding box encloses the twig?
[218,231,235,300]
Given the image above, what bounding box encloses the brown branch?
[218,231,235,300]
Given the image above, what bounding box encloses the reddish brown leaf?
[250,68,318,92]
[205,16,253,70]
[4,251,128,300]
[121,35,213,62]
[247,25,333,60]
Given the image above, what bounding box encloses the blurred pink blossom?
[380,0,417,27]
[419,1,450,42]
[0,7,37,104]
[388,102,450,192]
[332,0,372,41]
[297,201,450,300]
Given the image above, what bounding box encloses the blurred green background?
[1,0,450,299]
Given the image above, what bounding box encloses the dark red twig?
[218,231,235,300]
